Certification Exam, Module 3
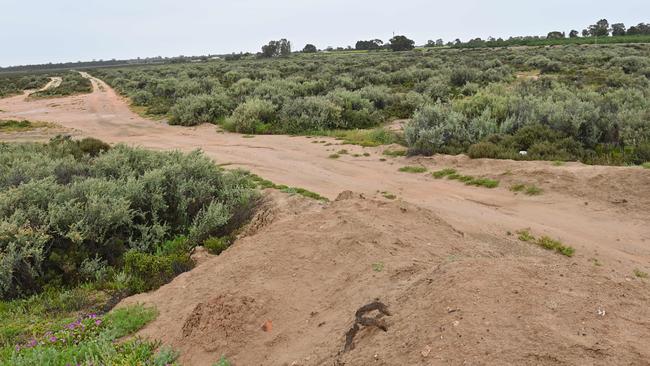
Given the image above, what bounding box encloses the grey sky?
[1,0,648,67]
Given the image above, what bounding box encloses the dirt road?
[1,73,650,364]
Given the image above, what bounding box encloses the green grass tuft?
[383,149,407,157]
[642,162,650,169]
[432,168,457,179]
[634,269,648,278]
[398,165,427,173]
[517,230,575,257]
[328,154,340,159]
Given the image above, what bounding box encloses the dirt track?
[1,74,650,365]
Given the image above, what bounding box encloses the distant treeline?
[442,20,650,49]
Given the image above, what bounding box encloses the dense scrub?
[93,44,650,165]
[0,74,49,97]
[29,71,92,98]
[0,137,257,300]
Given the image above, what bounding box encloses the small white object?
[519,150,528,156]
[596,308,606,317]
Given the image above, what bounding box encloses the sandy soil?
[1,74,649,365]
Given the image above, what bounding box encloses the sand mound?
[119,191,650,365]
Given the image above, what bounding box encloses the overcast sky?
[1,0,648,67]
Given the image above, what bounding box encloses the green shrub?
[432,168,457,178]
[123,251,193,293]
[224,98,276,133]
[0,140,257,300]
[280,96,342,133]
[169,93,234,126]
[203,237,231,255]
[398,166,427,173]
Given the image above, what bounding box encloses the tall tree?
[589,19,610,37]
[611,23,626,36]
[547,31,565,39]
[261,39,291,58]
[355,39,383,50]
[388,35,415,51]
[302,44,317,53]
[569,30,579,38]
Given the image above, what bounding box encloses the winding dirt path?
[0,73,649,276]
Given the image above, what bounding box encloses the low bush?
[203,236,231,255]
[398,166,427,173]
[169,92,234,126]
[223,98,276,133]
[0,138,257,300]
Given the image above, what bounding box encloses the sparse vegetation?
[511,183,543,195]
[517,229,575,257]
[398,165,427,173]
[431,168,499,188]
[634,269,649,278]
[29,72,92,98]
[246,172,328,201]
[643,162,650,169]
[383,149,407,157]
[0,120,51,132]
[329,153,340,159]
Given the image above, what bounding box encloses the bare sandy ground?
[1,74,649,365]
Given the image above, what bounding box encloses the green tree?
[355,39,383,50]
[611,23,626,36]
[261,39,291,58]
[388,35,415,52]
[547,31,565,39]
[569,30,579,38]
[589,19,610,37]
[302,44,317,53]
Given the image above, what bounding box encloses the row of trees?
[260,35,416,57]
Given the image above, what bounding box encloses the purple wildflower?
[15,344,20,352]
[27,339,37,348]
[49,336,57,343]
[95,319,102,326]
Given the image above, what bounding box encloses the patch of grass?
[372,262,385,272]
[433,168,499,188]
[337,149,349,155]
[363,152,370,157]
[398,165,427,173]
[517,230,575,257]
[466,177,500,188]
[0,120,51,132]
[552,160,565,166]
[214,356,232,366]
[246,173,329,201]
[242,135,255,138]
[642,162,650,169]
[383,149,407,157]
[432,168,457,179]
[634,269,648,278]
[379,158,387,162]
[517,229,535,242]
[382,192,397,200]
[306,128,396,147]
[590,258,603,267]
[510,183,526,192]
[328,153,340,159]
[0,300,166,366]
[510,183,543,196]
[525,185,543,196]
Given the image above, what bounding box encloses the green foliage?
[123,251,192,293]
[516,230,575,257]
[0,139,257,300]
[213,356,232,366]
[642,162,650,169]
[433,168,499,188]
[398,166,427,173]
[203,236,231,255]
[1,305,167,366]
[169,92,234,126]
[0,120,48,132]
[30,72,92,98]
[432,168,457,178]
[223,98,276,133]
[89,43,650,165]
[382,149,407,157]
[510,183,543,195]
[0,74,50,97]
[633,269,649,278]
